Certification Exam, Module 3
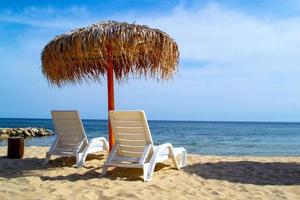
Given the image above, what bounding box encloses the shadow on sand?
[0,154,104,179]
[0,153,170,182]
[40,163,170,182]
[4,154,298,185]
[183,161,300,186]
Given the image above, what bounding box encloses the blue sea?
[1,118,300,156]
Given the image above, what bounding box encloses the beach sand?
[0,146,299,200]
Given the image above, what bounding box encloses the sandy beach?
[0,146,299,200]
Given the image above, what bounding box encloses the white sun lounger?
[101,110,187,181]
[44,111,109,167]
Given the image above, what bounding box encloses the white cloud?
[0,5,92,29]
[4,3,299,70]
[137,3,300,68]
[1,3,300,121]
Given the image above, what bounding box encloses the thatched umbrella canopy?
[41,21,180,148]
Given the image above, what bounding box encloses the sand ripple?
[0,147,299,200]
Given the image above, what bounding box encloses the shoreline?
[0,146,299,199]
[1,144,300,157]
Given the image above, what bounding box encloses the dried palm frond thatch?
[41,21,179,86]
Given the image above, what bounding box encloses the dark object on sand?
[7,137,24,159]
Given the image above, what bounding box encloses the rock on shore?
[0,128,54,138]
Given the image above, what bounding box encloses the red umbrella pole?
[107,45,115,151]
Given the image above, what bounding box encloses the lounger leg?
[76,153,84,167]
[43,152,51,165]
[168,147,179,170]
[77,147,89,167]
[80,152,88,167]
[170,154,179,170]
[180,150,187,167]
[143,164,151,182]
[101,165,109,176]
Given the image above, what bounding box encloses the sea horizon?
[1,117,300,124]
[1,118,300,156]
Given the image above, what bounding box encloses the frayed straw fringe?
[41,21,179,86]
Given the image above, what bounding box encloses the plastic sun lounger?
[101,110,187,181]
[44,110,109,167]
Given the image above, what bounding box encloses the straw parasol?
[41,21,179,149]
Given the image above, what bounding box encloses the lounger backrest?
[109,110,154,158]
[51,111,87,149]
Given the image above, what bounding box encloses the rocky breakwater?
[0,128,54,139]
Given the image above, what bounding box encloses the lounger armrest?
[145,143,179,181]
[153,143,177,160]
[89,137,109,152]
[89,137,107,144]
[156,143,173,150]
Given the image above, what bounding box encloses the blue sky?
[1,0,300,121]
